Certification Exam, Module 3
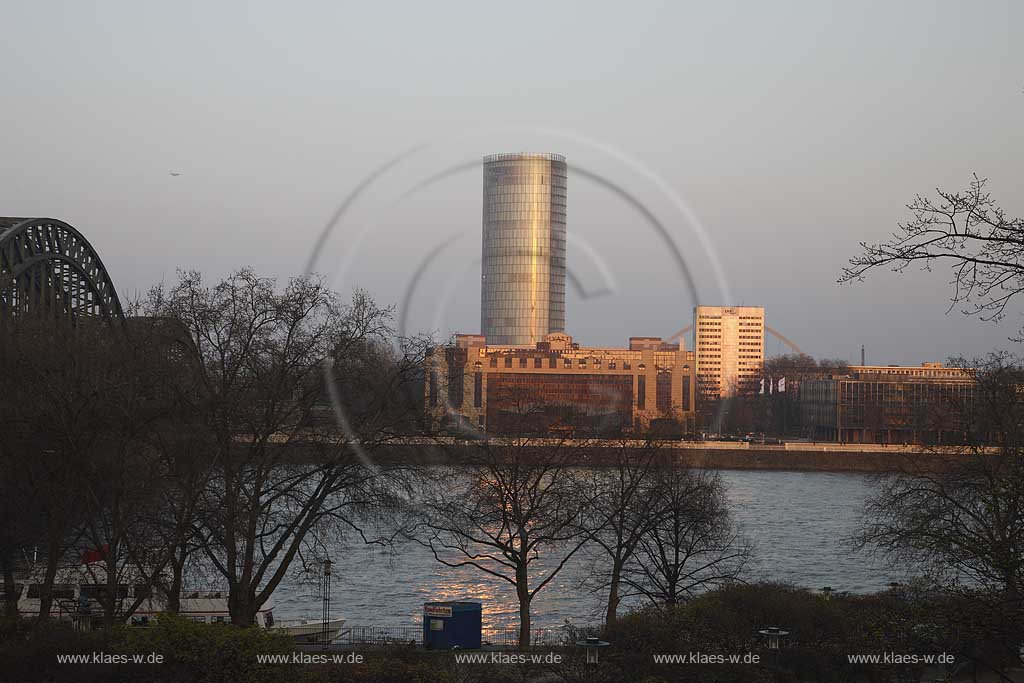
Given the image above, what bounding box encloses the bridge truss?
[0,217,124,323]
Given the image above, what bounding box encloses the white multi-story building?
[694,305,764,397]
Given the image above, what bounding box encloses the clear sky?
[1,1,1021,364]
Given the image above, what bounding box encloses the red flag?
[82,544,109,564]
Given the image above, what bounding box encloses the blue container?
[422,600,482,650]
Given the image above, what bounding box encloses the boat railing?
[333,624,601,648]
[482,625,600,648]
[336,625,420,645]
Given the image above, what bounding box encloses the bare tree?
[841,175,1024,338]
[414,436,593,648]
[148,269,419,626]
[580,442,666,627]
[854,353,1024,672]
[621,464,751,607]
[0,454,43,618]
[0,314,216,626]
[0,320,115,621]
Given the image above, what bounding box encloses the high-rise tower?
[480,153,567,345]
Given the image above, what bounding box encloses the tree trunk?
[37,532,63,620]
[165,550,185,614]
[2,551,18,618]
[229,586,259,626]
[517,588,531,650]
[516,534,531,649]
[102,558,117,628]
[605,562,622,627]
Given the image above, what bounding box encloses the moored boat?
[272,617,347,644]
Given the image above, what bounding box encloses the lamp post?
[575,636,610,664]
[321,559,332,649]
[758,626,789,650]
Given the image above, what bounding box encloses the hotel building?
[694,306,765,398]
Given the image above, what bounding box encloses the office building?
[480,153,567,345]
[800,363,976,444]
[694,306,764,398]
[425,333,696,436]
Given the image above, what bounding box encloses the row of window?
[483,246,564,256]
[22,584,148,600]
[485,356,639,371]
[485,212,565,222]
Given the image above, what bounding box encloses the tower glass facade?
[481,153,567,345]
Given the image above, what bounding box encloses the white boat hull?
[274,618,347,644]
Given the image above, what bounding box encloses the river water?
[274,470,901,631]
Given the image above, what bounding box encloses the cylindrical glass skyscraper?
[481,153,567,345]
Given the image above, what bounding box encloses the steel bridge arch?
[0,217,125,323]
[667,323,804,356]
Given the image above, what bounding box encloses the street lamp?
[321,559,333,649]
[758,626,789,650]
[575,636,610,664]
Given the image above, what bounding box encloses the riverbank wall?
[371,439,977,473]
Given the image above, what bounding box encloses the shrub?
[121,614,293,683]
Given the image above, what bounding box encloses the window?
[519,357,527,368]
[52,585,75,600]
[489,357,497,368]
[657,371,672,412]
[448,363,464,409]
[473,372,482,408]
[549,357,557,368]
[637,375,646,409]
[534,357,542,368]
[563,358,572,368]
[505,357,512,368]
[80,585,103,601]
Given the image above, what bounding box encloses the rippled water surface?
[274,470,900,630]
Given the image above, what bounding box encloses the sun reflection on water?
[274,471,901,630]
